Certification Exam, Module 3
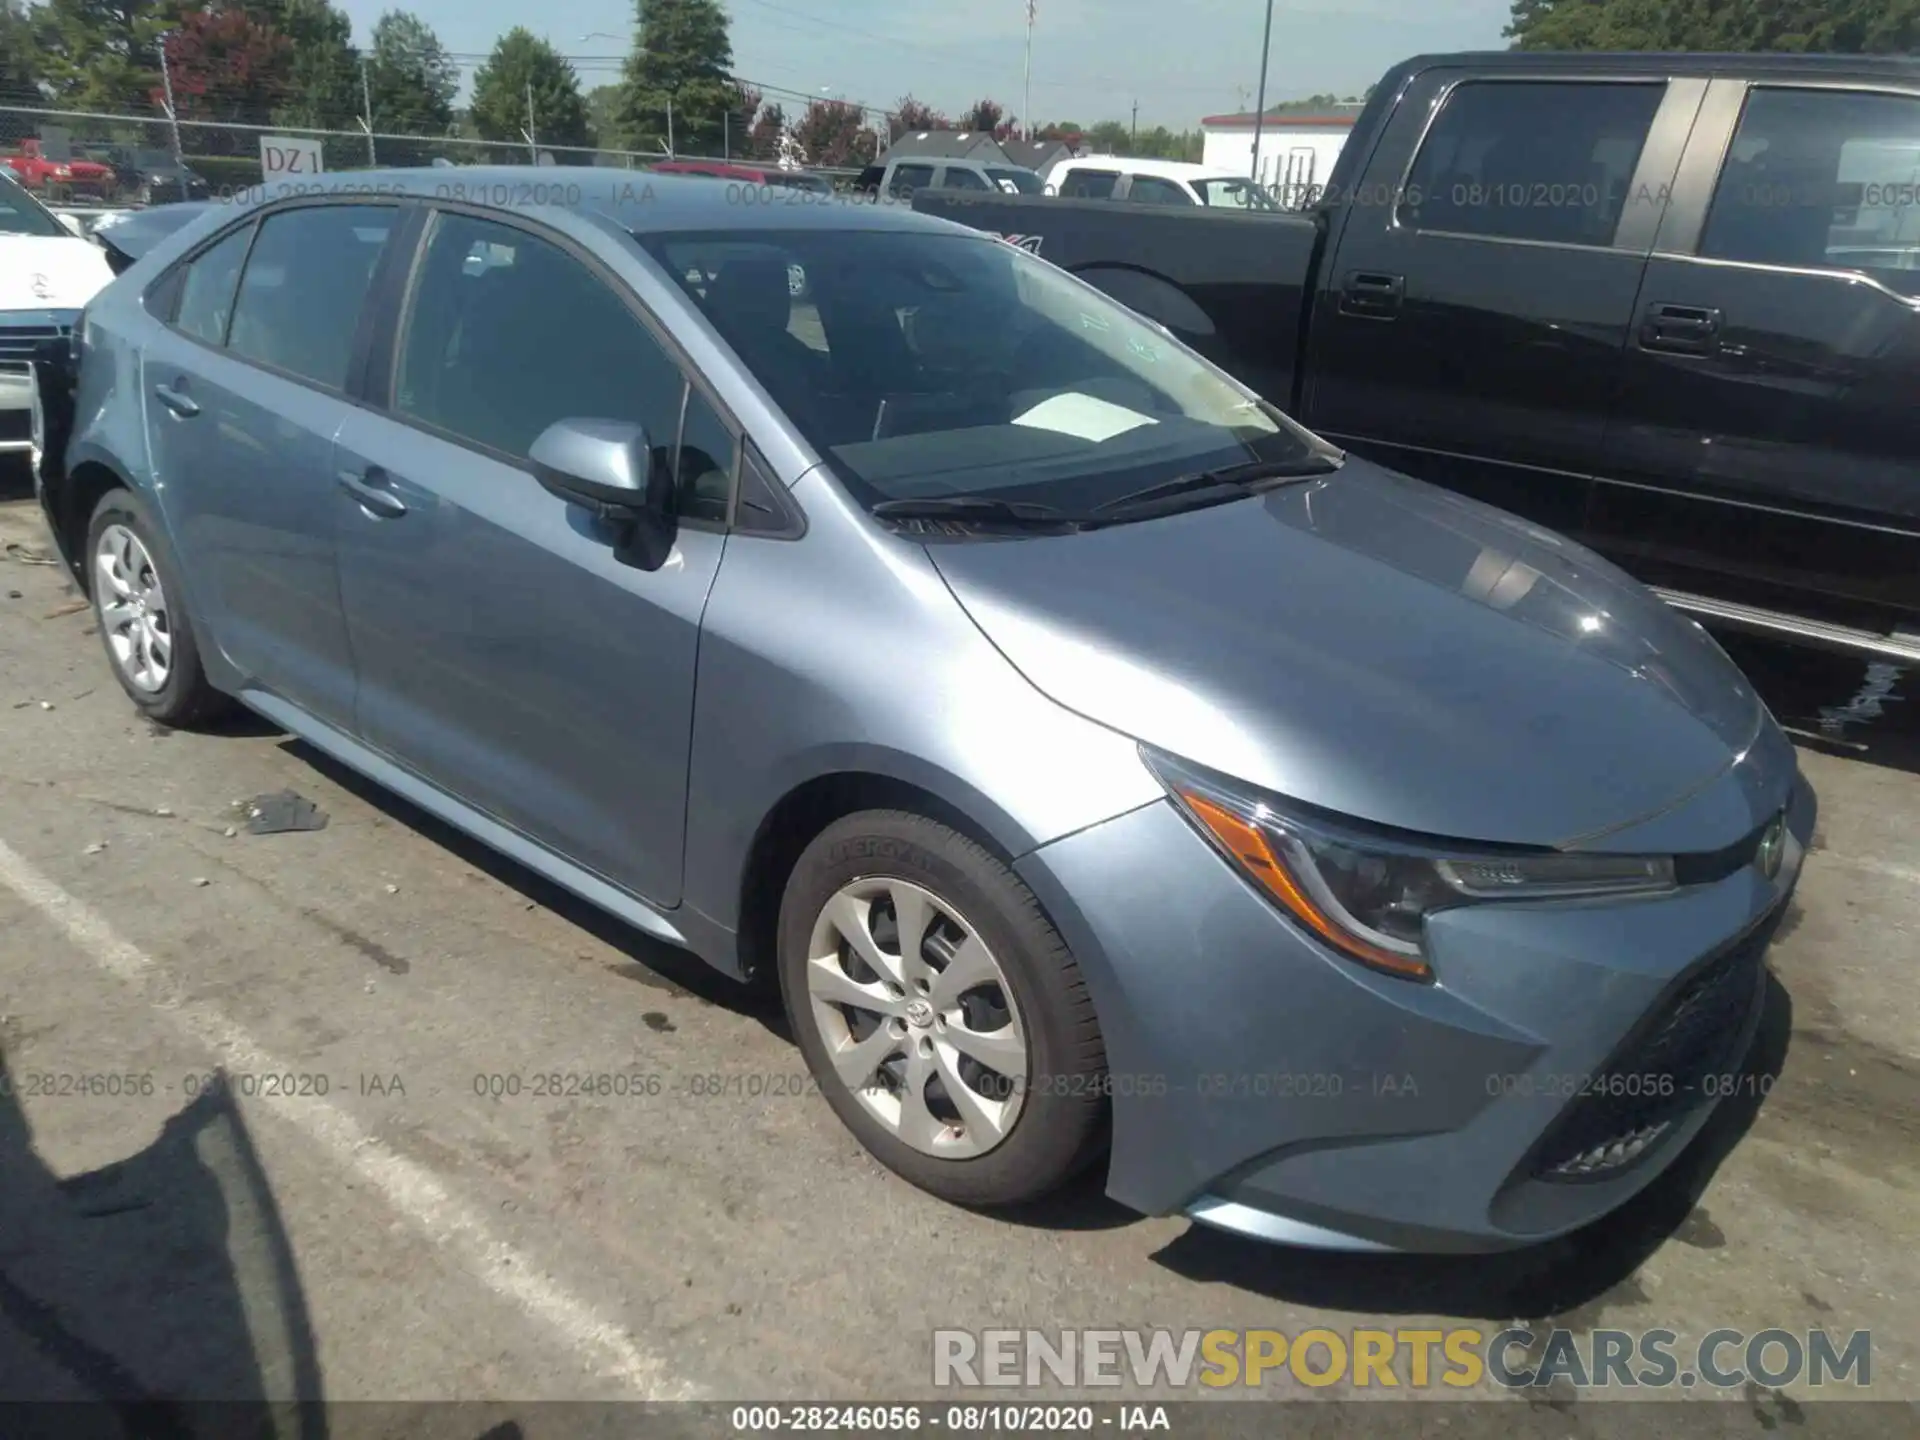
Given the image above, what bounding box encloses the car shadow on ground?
[278,739,788,1035]
[1147,972,1795,1320]
[0,1042,328,1436]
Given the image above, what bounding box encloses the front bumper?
[0,310,80,454]
[1013,741,1812,1254]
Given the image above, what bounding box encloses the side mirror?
[530,418,677,565]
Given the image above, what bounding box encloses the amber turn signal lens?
[1180,791,1434,981]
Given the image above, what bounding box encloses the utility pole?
[1250,0,1274,186]
[158,33,184,166]
[667,96,675,158]
[1023,0,1035,140]
[1131,99,1138,147]
[525,79,538,163]
[360,56,377,167]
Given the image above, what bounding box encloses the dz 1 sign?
[260,136,325,180]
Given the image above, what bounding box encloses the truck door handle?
[1340,270,1404,318]
[152,383,200,418]
[337,466,408,519]
[1640,303,1722,355]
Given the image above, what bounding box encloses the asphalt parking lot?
[1,472,1917,1429]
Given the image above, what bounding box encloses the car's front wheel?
[86,489,231,728]
[778,810,1109,1207]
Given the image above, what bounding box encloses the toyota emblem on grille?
[29,272,53,301]
[1756,813,1787,881]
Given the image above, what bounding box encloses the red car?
[649,159,834,193]
[5,138,116,196]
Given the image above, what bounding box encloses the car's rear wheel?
[778,810,1108,1207]
[86,489,231,728]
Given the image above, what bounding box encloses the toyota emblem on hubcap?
[905,999,934,1029]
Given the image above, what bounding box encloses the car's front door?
[140,202,399,729]
[1592,78,1920,629]
[1303,72,1698,538]
[331,209,734,907]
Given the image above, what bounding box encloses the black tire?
[778,809,1109,1207]
[84,488,232,728]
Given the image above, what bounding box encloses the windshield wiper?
[1094,456,1341,516]
[870,495,1091,527]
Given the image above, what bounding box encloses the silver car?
[39,170,1811,1252]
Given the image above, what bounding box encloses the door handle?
[337,466,408,519]
[153,383,200,418]
[1339,270,1405,318]
[1640,303,1722,356]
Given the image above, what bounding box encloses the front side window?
[0,172,66,237]
[1700,87,1920,294]
[986,167,1045,194]
[1397,80,1664,246]
[644,228,1315,512]
[1196,177,1279,210]
[1058,168,1119,199]
[888,164,935,196]
[173,223,255,345]
[395,212,727,516]
[1127,176,1194,206]
[227,205,396,388]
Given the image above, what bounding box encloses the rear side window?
[940,166,992,191]
[1397,80,1664,246]
[1701,87,1920,294]
[1058,168,1119,199]
[1127,176,1194,206]
[227,205,396,389]
[173,223,254,345]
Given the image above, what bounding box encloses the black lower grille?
[1531,925,1770,1181]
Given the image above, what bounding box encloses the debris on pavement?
[4,541,59,566]
[83,842,106,855]
[384,884,399,894]
[243,790,329,836]
[42,599,89,619]
[154,806,173,817]
[223,826,237,838]
[6,589,21,599]
[38,701,52,710]
[191,877,210,887]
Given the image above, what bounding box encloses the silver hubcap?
[806,877,1029,1158]
[95,524,172,693]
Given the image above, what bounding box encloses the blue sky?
[333,0,1517,128]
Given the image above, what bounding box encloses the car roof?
[212,166,968,237]
[1055,157,1229,182]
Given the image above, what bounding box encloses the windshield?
[986,167,1045,194]
[0,174,68,237]
[1195,177,1280,210]
[641,228,1319,509]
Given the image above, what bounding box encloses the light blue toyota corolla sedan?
[36,169,1812,1253]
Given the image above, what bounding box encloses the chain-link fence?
[2,99,870,212]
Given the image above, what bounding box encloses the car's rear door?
[140,199,402,729]
[330,206,733,908]
[1592,74,1920,632]
[1302,68,1702,539]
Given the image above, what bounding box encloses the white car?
[1041,156,1280,209]
[0,171,113,463]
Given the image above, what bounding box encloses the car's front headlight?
[1143,749,1677,982]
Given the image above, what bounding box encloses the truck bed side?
[911,192,1322,410]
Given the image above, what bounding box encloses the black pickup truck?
[917,50,1920,665]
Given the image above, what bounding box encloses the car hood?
[926,459,1769,849]
[0,235,114,310]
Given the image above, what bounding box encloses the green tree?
[245,0,359,142]
[365,8,456,163]
[470,27,591,158]
[1085,118,1130,154]
[1508,0,1920,51]
[0,0,43,102]
[31,0,174,114]
[586,81,621,147]
[613,0,735,156]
